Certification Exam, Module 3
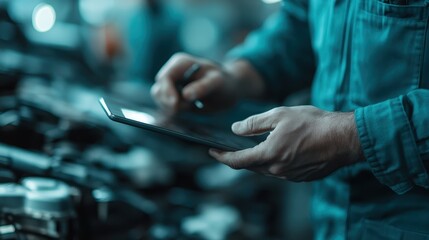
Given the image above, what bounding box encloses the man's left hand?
[209,106,364,181]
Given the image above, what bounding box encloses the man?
[151,0,429,239]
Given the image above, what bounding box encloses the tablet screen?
[100,98,259,151]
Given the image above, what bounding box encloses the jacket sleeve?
[227,0,316,102]
[355,89,429,194]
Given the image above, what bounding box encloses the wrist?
[344,112,365,163]
[327,112,365,166]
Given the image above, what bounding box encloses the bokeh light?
[32,3,56,33]
[262,0,282,4]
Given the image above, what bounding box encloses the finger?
[156,53,196,84]
[150,81,180,112]
[209,145,267,170]
[231,109,280,136]
[182,71,223,101]
[152,53,197,112]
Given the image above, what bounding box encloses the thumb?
[232,110,278,136]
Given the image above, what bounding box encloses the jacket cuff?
[355,96,429,194]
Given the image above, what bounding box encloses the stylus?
[176,63,205,109]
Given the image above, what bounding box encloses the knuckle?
[300,105,316,113]
[262,147,277,161]
[246,117,256,131]
[193,81,205,92]
[186,83,203,98]
[208,69,222,79]
[272,106,287,114]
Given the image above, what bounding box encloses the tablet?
[99,97,259,151]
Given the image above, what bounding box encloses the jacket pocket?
[351,0,429,104]
[362,219,429,240]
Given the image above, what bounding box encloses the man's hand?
[151,53,237,113]
[151,53,265,114]
[209,106,364,181]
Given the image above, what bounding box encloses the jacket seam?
[417,7,429,88]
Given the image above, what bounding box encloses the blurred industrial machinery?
[0,0,312,239]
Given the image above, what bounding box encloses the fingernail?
[232,121,242,133]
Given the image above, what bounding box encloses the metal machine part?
[0,177,76,239]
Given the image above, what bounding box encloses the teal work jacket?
[229,0,429,239]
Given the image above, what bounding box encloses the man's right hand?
[151,53,237,114]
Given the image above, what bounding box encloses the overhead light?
[262,0,282,4]
[32,3,56,33]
